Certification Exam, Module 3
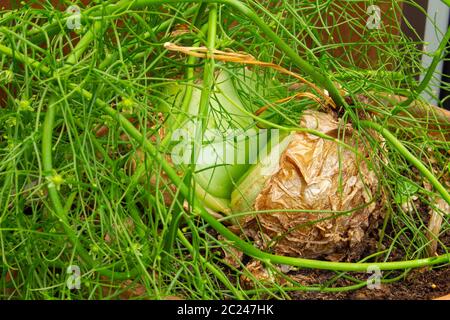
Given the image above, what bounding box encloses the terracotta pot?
[256,1,403,70]
[311,0,403,69]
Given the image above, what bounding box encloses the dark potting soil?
[288,267,449,300]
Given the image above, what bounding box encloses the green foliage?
[0,0,448,299]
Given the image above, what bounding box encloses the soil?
[275,222,449,300]
[288,267,449,300]
[210,200,450,301]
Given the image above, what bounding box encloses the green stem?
[75,88,448,272]
[2,5,448,273]
[160,22,210,149]
[42,96,140,280]
[27,0,346,108]
[191,3,218,166]
[67,21,103,66]
[360,120,450,206]
[197,3,217,129]
[2,43,448,272]
[243,270,409,295]
[177,229,245,299]
[161,11,209,258]
[0,44,51,74]
[144,0,344,106]
[393,24,450,113]
[39,21,145,281]
[27,1,198,44]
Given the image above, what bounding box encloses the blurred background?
[1,0,449,109]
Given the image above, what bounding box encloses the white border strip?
[421,1,450,104]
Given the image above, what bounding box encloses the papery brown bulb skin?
[236,111,384,262]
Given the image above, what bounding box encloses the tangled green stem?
[360,120,450,206]
[393,24,450,113]
[1,0,448,278]
[31,0,345,108]
[38,23,146,280]
[81,91,448,272]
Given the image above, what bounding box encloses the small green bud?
[120,97,135,112]
[6,117,16,127]
[0,70,13,84]
[17,99,34,112]
[47,173,65,191]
